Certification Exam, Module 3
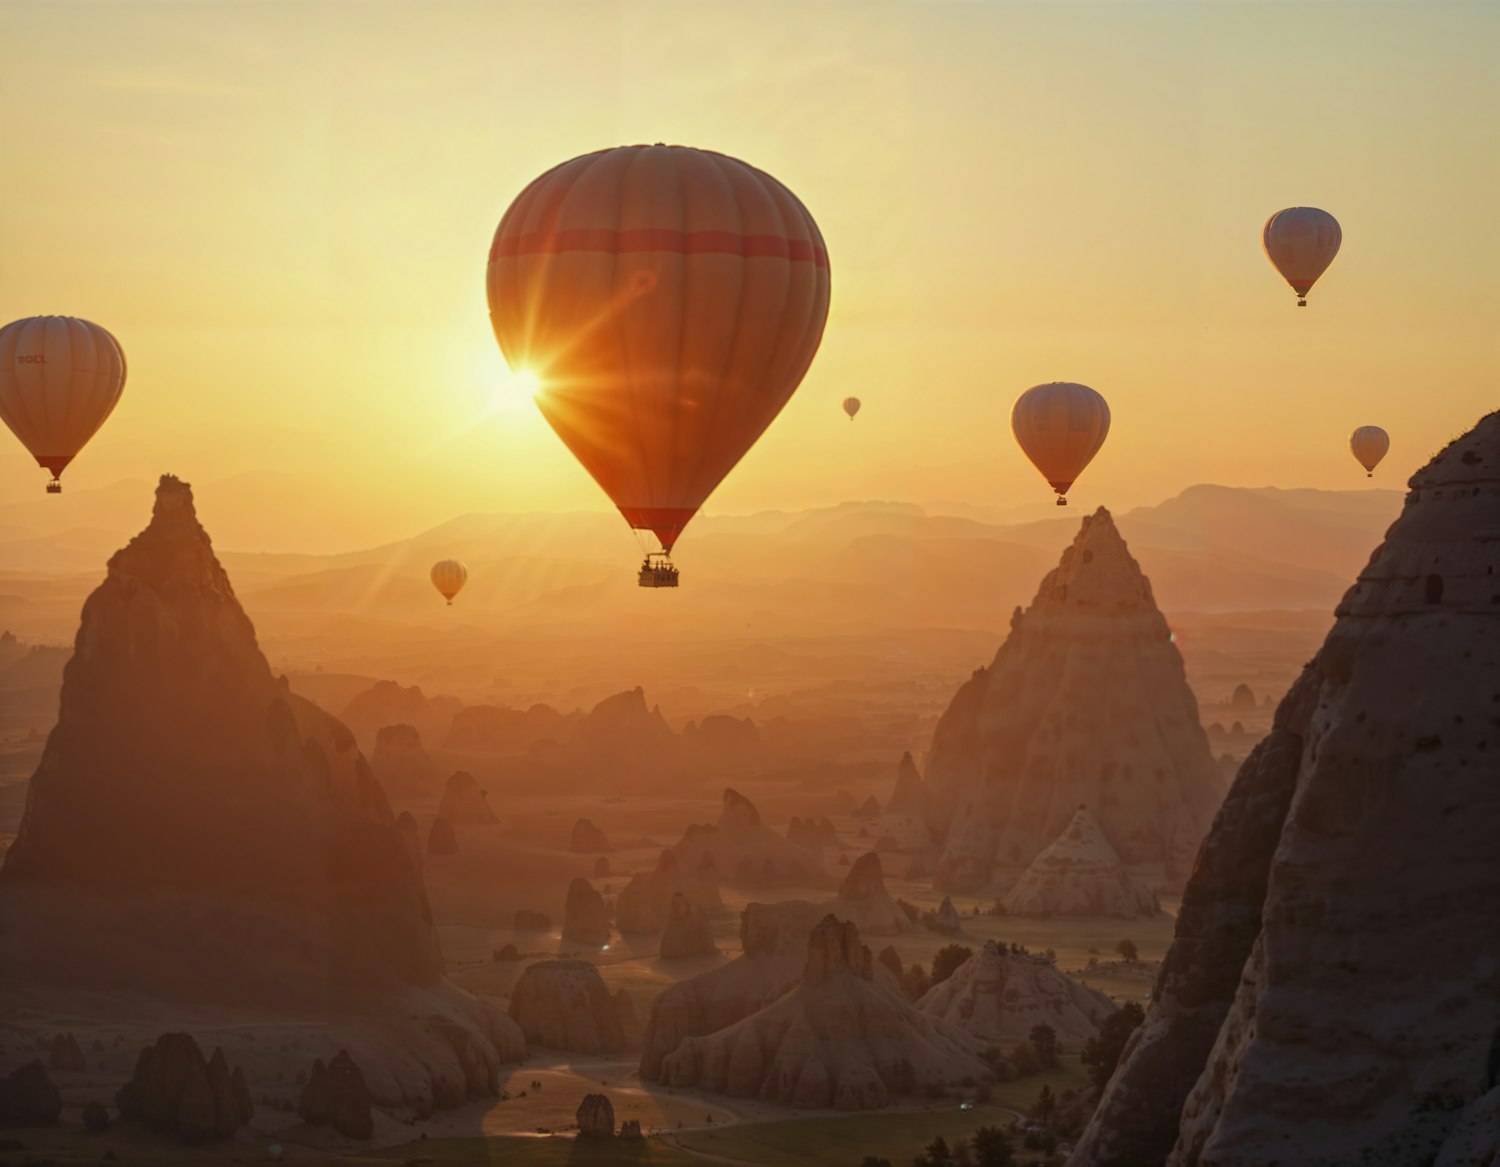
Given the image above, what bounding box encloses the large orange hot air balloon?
[486,145,831,581]
[0,315,126,493]
[1263,207,1341,307]
[1349,425,1389,478]
[1011,382,1110,506]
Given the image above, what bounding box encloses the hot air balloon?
[1349,425,1389,478]
[842,396,861,421]
[430,559,468,606]
[1263,208,1341,307]
[0,316,126,493]
[487,144,831,587]
[1011,382,1110,506]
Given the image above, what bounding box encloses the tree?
[902,963,931,1001]
[1028,1024,1059,1069]
[930,944,974,986]
[970,1125,1015,1167]
[1010,1039,1042,1076]
[1115,938,1139,963]
[1083,1000,1146,1091]
[1032,1083,1057,1123]
[925,1136,951,1163]
[862,1159,893,1167]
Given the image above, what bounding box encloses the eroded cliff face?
[1071,413,1500,1167]
[1003,805,1159,919]
[927,509,1220,891]
[0,475,442,1004]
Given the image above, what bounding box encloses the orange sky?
[2,0,1496,551]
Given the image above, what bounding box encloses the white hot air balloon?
[1263,208,1342,307]
[1349,425,1389,478]
[0,316,127,492]
[430,559,468,606]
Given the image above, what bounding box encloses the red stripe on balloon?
[491,228,829,270]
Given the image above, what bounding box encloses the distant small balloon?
[430,559,468,605]
[1011,382,1111,506]
[0,315,127,493]
[1349,425,1389,478]
[842,396,861,420]
[1263,207,1342,307]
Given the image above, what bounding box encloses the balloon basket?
[638,553,680,588]
[1055,497,1067,507]
[45,481,61,494]
[1296,298,1307,307]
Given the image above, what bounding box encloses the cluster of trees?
[861,1127,1016,1167]
[1082,1001,1145,1092]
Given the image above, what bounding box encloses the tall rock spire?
[926,507,1221,890]
[1069,412,1500,1167]
[1,475,442,1003]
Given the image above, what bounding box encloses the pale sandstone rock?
[1004,806,1159,919]
[508,960,623,1055]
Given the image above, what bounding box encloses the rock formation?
[444,702,575,754]
[508,961,624,1054]
[576,1092,615,1138]
[933,896,962,935]
[369,723,433,796]
[683,713,761,761]
[671,788,823,889]
[660,892,718,958]
[787,816,838,848]
[427,816,458,856]
[342,680,457,747]
[437,771,498,826]
[640,899,829,1080]
[658,916,988,1108]
[396,811,423,869]
[0,1061,62,1127]
[926,508,1222,891]
[829,852,912,936]
[1003,806,1159,919]
[1070,413,1500,1167]
[615,849,721,934]
[297,1049,372,1140]
[888,751,927,815]
[0,476,443,1003]
[571,818,611,853]
[593,856,610,878]
[918,941,1115,1045]
[47,1032,86,1072]
[561,877,610,948]
[115,1033,253,1143]
[857,794,881,818]
[620,1117,642,1139]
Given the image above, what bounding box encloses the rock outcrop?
[787,816,838,848]
[660,892,718,958]
[427,816,458,856]
[444,702,575,754]
[888,751,926,815]
[671,788,823,889]
[0,1061,62,1127]
[437,771,498,826]
[576,1092,615,1138]
[0,476,443,1003]
[918,941,1116,1045]
[640,899,828,1080]
[115,1033,253,1143]
[933,896,962,934]
[297,1049,373,1140]
[659,916,988,1108]
[508,960,624,1054]
[561,878,610,948]
[830,852,912,936]
[369,723,433,797]
[47,1032,86,1072]
[1004,806,1159,919]
[571,818,610,853]
[926,508,1222,891]
[1070,413,1500,1167]
[615,849,721,934]
[342,681,457,747]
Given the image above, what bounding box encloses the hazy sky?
[2,0,1496,550]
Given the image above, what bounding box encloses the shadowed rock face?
[437,771,498,826]
[658,916,988,1109]
[508,960,623,1055]
[1004,805,1160,919]
[660,892,718,958]
[0,476,442,1004]
[888,751,927,814]
[370,723,431,796]
[1070,413,1500,1167]
[116,1033,253,1143]
[926,508,1221,890]
[830,852,912,936]
[918,940,1116,1045]
[562,877,610,948]
[670,788,824,889]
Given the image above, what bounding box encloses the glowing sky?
[2,0,1496,550]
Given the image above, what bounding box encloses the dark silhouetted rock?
[620,1117,642,1139]
[369,723,431,796]
[926,509,1221,891]
[562,878,610,947]
[82,1100,110,1130]
[721,787,760,829]
[856,795,881,819]
[571,818,610,853]
[888,751,926,814]
[508,961,623,1054]
[1229,682,1256,711]
[115,1033,250,1142]
[437,771,498,826]
[47,1033,85,1073]
[576,1092,614,1138]
[593,856,610,878]
[427,816,458,856]
[830,852,911,936]
[493,943,520,962]
[1071,413,1500,1167]
[0,1060,62,1126]
[296,1050,372,1140]
[0,477,442,1003]
[660,892,717,958]
[444,702,573,754]
[933,897,962,935]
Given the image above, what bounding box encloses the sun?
[475,350,544,413]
